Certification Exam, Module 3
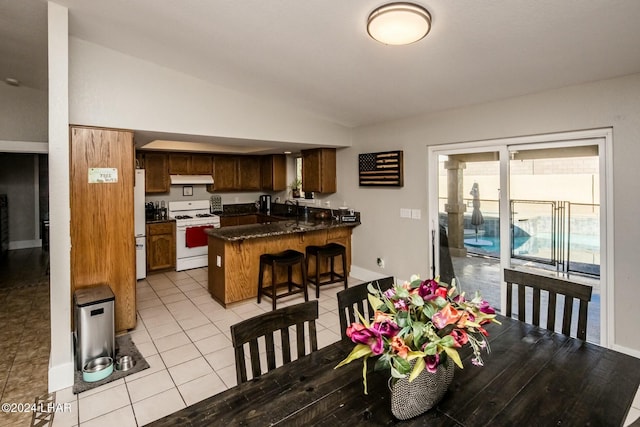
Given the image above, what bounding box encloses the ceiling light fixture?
[367,2,431,45]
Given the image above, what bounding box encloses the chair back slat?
[504,268,592,340]
[337,277,395,339]
[231,300,319,384]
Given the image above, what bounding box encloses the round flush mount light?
[367,2,431,45]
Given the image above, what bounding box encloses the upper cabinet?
[143,152,170,193]
[169,153,212,175]
[208,155,261,192]
[261,154,287,191]
[302,148,336,193]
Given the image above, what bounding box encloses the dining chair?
[336,276,395,339]
[504,268,592,340]
[230,300,318,384]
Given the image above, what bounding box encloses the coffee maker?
[259,195,271,214]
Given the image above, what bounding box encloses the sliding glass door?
[428,130,610,345]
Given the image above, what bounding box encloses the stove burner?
[196,213,214,217]
[174,215,193,220]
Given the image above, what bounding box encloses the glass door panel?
[437,151,501,309]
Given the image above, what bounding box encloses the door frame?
[427,128,613,347]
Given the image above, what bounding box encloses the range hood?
[170,175,214,185]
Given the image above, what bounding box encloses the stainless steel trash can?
[74,285,115,371]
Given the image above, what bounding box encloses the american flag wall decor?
[358,150,404,187]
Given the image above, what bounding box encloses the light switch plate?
[400,208,411,218]
[411,209,421,220]
[216,255,222,267]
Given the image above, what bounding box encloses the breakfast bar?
[205,218,359,307]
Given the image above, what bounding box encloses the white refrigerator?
[135,169,147,280]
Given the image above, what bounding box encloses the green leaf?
[374,354,391,371]
[422,302,436,319]
[362,356,369,394]
[396,287,410,298]
[406,350,425,360]
[334,344,372,368]
[423,341,438,355]
[442,346,463,369]
[368,294,383,311]
[408,357,426,382]
[439,335,455,348]
[410,294,424,307]
[390,364,405,379]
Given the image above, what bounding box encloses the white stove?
[168,200,220,271]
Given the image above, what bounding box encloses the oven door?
[176,225,209,259]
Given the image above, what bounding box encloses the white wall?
[343,73,640,355]
[47,1,73,392]
[68,38,352,147]
[0,84,47,142]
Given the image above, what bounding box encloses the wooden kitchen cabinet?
[146,222,176,272]
[261,154,286,191]
[302,148,336,193]
[209,155,261,192]
[169,153,212,175]
[237,156,262,190]
[143,152,170,193]
[70,125,136,332]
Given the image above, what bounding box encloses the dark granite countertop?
[205,218,359,242]
[145,219,176,225]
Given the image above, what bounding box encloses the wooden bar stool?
[257,249,309,310]
[305,243,348,298]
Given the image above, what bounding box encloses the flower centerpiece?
[335,275,499,418]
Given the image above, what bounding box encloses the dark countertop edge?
[145,219,176,224]
[205,221,360,242]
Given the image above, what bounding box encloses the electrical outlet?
[400,208,411,218]
[377,257,385,268]
[216,255,222,267]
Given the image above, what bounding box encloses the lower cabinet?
[147,222,176,272]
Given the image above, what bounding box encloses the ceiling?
[3,1,640,143]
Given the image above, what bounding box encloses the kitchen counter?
[204,218,359,241]
[206,218,359,307]
[145,218,175,225]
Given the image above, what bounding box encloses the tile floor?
[0,250,638,426]
[50,268,350,426]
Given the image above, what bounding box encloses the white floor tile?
[55,386,77,404]
[317,327,341,349]
[154,331,191,352]
[215,364,238,389]
[78,383,130,424]
[160,343,201,367]
[184,287,210,299]
[124,353,165,382]
[129,328,152,345]
[155,286,183,297]
[177,314,210,331]
[80,405,136,427]
[194,333,231,355]
[160,292,188,304]
[168,357,213,386]
[78,378,125,399]
[204,346,236,371]
[185,323,220,342]
[136,341,158,358]
[147,321,182,340]
[126,369,175,403]
[177,372,227,406]
[190,294,216,306]
[51,399,77,427]
[176,281,202,292]
[625,408,640,427]
[132,388,186,426]
[140,313,175,328]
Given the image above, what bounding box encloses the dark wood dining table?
[149,315,640,426]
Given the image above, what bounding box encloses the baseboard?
[349,265,390,282]
[48,356,74,393]
[49,332,75,392]
[8,239,42,250]
[612,343,640,360]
